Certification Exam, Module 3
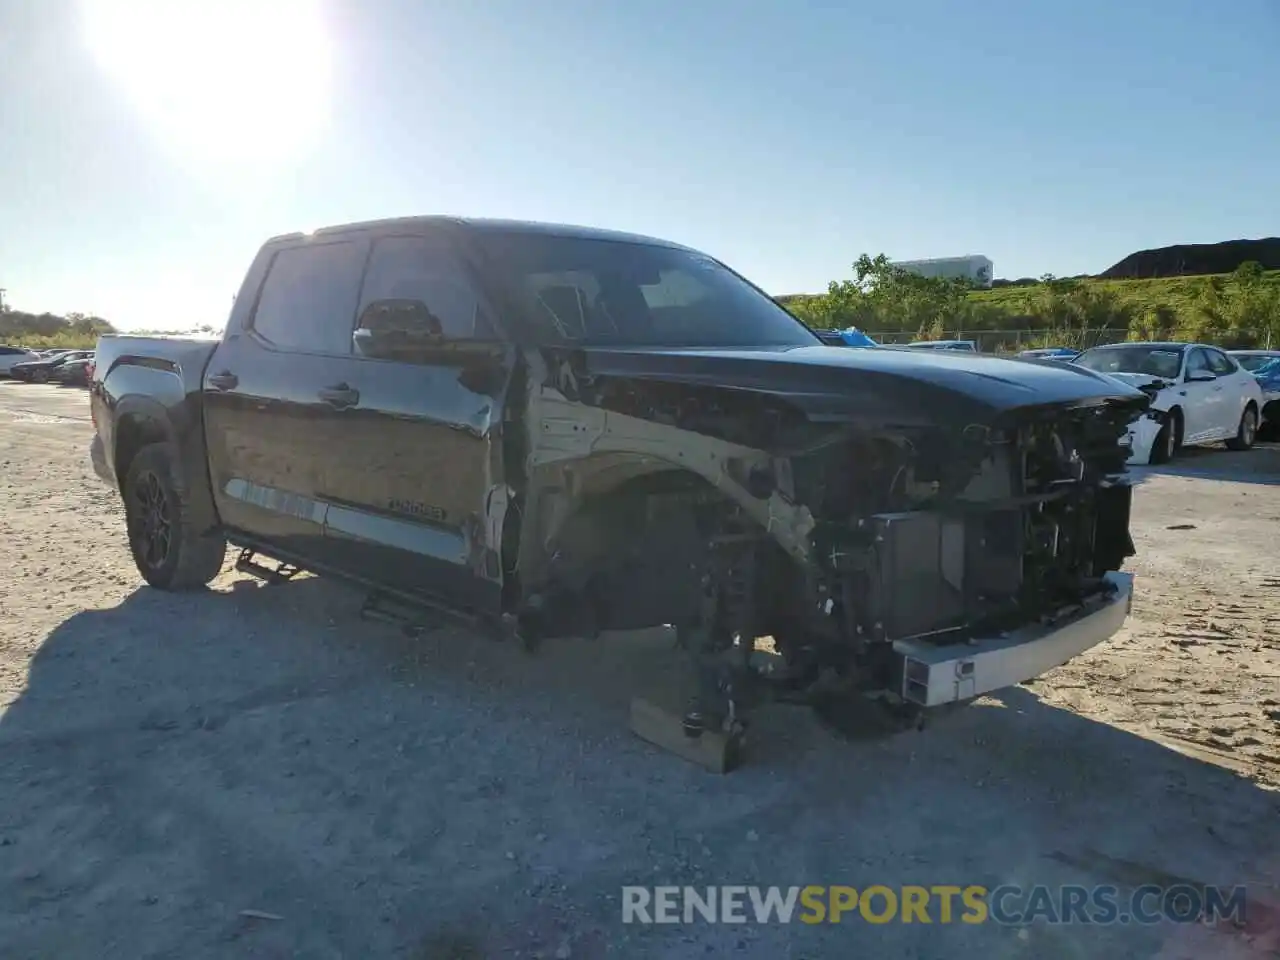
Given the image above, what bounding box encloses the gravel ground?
[1,381,1278,960]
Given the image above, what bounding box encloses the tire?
[1150,410,1180,465]
[123,443,226,589]
[33,370,49,384]
[1225,405,1258,451]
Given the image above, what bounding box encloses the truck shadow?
[1,576,1277,958]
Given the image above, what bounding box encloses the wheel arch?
[112,397,221,536]
[113,402,174,493]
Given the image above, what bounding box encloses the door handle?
[317,383,360,408]
[208,371,239,391]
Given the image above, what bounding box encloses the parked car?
[905,339,978,352]
[9,350,94,383]
[1242,356,1280,437]
[817,327,878,347]
[52,355,95,387]
[0,345,39,377]
[1229,349,1280,380]
[1018,347,1079,361]
[89,216,1146,769]
[1072,342,1264,463]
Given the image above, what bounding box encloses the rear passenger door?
[203,236,369,563]
[1204,348,1247,437]
[1179,348,1222,442]
[317,230,517,615]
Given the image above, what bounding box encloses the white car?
[0,345,39,377]
[1073,342,1264,464]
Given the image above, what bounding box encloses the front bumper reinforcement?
[893,571,1134,707]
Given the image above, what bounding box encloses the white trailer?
[892,255,994,288]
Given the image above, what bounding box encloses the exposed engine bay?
[506,350,1147,748]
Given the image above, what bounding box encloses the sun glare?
[80,0,332,168]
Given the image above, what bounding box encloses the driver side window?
[1186,348,1213,378]
[357,235,496,343]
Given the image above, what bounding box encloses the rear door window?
[250,241,366,355]
[1206,349,1236,375]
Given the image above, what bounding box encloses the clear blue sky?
[1,0,1277,331]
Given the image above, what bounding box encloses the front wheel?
[123,443,227,589]
[1225,406,1258,451]
[1150,412,1180,465]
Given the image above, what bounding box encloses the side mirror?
[1185,371,1216,383]
[353,299,445,360]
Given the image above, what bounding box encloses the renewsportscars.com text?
[621,884,1248,926]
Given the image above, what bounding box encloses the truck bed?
[89,334,220,497]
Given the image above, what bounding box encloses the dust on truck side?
[89,216,1148,770]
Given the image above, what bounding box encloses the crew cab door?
[203,236,370,562]
[319,230,517,615]
[1179,347,1223,442]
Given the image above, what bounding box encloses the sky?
[1,0,1278,332]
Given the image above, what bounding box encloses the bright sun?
[80,0,332,168]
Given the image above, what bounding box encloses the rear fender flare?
[112,397,219,535]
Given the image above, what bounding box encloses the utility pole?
[0,288,7,312]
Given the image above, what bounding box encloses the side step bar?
[225,538,505,642]
[360,590,440,637]
[234,548,302,585]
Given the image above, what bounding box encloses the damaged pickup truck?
[90,217,1149,768]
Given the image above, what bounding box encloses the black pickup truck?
[91,216,1148,762]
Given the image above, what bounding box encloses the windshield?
[1075,345,1184,379]
[1236,354,1279,373]
[475,232,819,348]
[1254,357,1280,379]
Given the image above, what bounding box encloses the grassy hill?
[969,270,1280,320]
[783,257,1280,350]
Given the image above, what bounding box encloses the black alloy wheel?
[130,468,173,571]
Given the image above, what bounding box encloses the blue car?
[1253,357,1280,432]
[1230,350,1280,434]
[817,327,879,348]
[1018,347,1079,361]
[835,327,878,347]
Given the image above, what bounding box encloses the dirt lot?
[1,382,1278,959]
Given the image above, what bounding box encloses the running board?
[359,590,441,637]
[234,548,303,585]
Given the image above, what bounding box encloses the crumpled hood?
[569,344,1148,425]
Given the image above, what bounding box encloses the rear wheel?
[1226,405,1258,451]
[123,443,226,589]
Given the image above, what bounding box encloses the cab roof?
[265,216,691,251]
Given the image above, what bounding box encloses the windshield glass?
[475,232,819,348]
[1236,354,1279,373]
[1254,357,1280,379]
[1075,345,1184,378]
